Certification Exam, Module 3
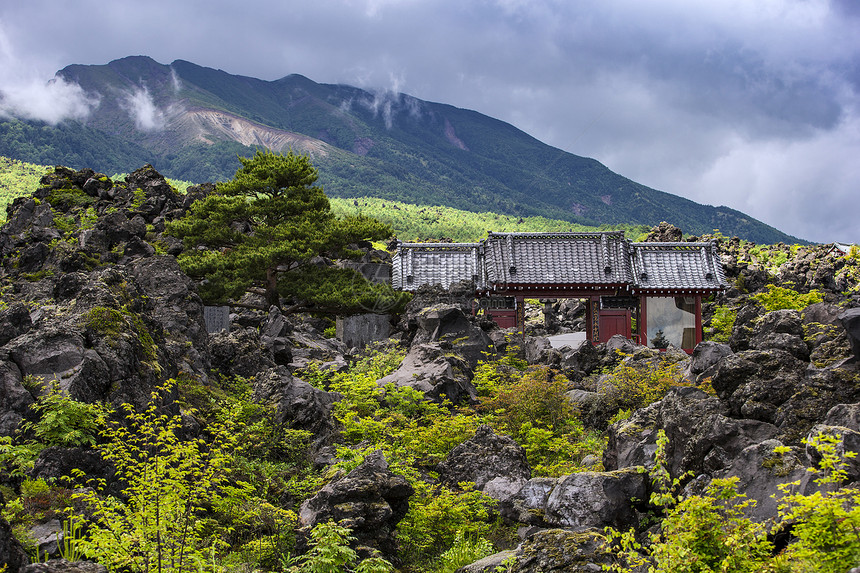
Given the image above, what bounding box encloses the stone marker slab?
[204,305,230,333]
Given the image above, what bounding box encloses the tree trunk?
[266,267,280,309]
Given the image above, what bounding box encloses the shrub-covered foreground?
[0,342,632,572]
[2,341,858,572]
[603,431,860,573]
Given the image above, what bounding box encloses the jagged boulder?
[298,450,414,559]
[748,309,809,361]
[839,307,860,362]
[604,387,779,478]
[253,366,341,445]
[260,306,294,366]
[129,256,209,379]
[0,355,34,436]
[377,342,477,404]
[412,304,494,368]
[29,519,64,559]
[710,348,860,443]
[501,477,558,525]
[556,341,605,384]
[807,403,860,482]
[32,446,112,481]
[506,528,617,573]
[0,302,32,346]
[546,469,647,530]
[288,323,349,372]
[716,439,812,522]
[684,340,733,383]
[728,303,766,352]
[803,302,854,367]
[398,281,476,333]
[0,197,59,253]
[503,468,647,531]
[209,326,277,379]
[437,425,531,503]
[5,328,112,404]
[524,336,552,365]
[710,349,808,425]
[644,221,683,243]
[0,166,213,415]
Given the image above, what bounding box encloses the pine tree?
[167,150,403,314]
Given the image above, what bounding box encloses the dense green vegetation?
[0,334,705,571]
[0,157,51,223]
[166,150,403,313]
[605,430,860,573]
[1,156,645,241]
[330,197,649,242]
[0,118,152,176]
[7,338,856,571]
[1,149,857,570]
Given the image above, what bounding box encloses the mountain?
[0,56,801,243]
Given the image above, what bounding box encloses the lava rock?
[437,425,531,503]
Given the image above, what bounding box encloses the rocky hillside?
[0,55,803,243]
[0,166,858,572]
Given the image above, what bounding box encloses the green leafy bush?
[70,380,256,573]
[436,529,495,573]
[706,306,737,342]
[0,436,40,479]
[605,430,772,573]
[773,433,860,572]
[589,355,687,423]
[397,481,496,566]
[20,382,108,447]
[604,430,860,573]
[284,521,394,573]
[752,284,824,312]
[479,365,602,475]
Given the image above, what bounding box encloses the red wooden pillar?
[639,295,648,347]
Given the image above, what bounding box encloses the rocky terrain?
[0,166,859,572]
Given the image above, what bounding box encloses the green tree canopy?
[167,150,404,314]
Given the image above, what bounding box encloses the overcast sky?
[1,0,858,243]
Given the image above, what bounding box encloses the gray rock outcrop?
[437,425,531,503]
[504,469,647,531]
[298,450,414,560]
[377,343,477,404]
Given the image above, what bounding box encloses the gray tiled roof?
[392,243,480,290]
[630,242,727,291]
[483,232,632,285]
[391,233,728,293]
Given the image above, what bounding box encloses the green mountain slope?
[0,56,803,243]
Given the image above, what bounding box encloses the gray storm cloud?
[1,0,859,242]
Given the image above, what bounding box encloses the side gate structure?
[392,232,727,353]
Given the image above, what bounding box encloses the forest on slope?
[0,156,646,241]
[0,56,804,244]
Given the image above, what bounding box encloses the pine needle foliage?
[166,150,402,313]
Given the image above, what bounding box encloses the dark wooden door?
[599,310,631,343]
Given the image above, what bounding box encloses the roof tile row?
[392,232,727,293]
